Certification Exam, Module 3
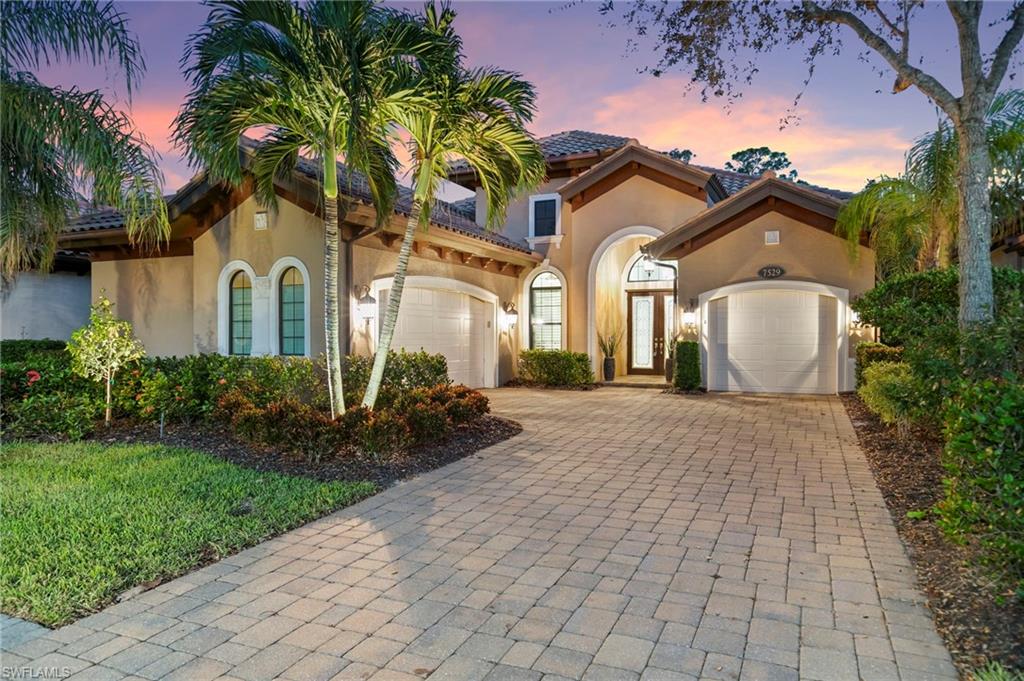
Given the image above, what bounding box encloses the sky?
[39,1,1024,200]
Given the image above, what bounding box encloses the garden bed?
[92,413,522,488]
[842,394,1024,675]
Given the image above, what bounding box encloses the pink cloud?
[532,76,913,191]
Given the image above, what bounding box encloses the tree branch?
[987,1,1024,91]
[801,0,959,114]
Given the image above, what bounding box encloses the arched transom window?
[278,267,305,356]
[628,257,675,283]
[530,271,562,350]
[229,271,253,355]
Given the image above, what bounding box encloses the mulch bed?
[91,415,522,489]
[841,394,1024,675]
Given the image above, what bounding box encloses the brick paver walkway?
[2,389,957,680]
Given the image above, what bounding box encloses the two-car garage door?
[388,286,493,388]
[707,289,838,394]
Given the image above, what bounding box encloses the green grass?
[0,441,376,627]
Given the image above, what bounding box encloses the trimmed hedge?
[518,350,594,387]
[937,374,1024,594]
[857,362,919,435]
[855,342,903,387]
[673,341,701,391]
[0,339,68,362]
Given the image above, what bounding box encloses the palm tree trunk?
[322,146,345,418]
[955,109,996,328]
[361,199,422,410]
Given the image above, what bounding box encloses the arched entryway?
[587,226,666,378]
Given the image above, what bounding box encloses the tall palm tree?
[360,4,545,409]
[837,90,1024,279]
[174,0,435,418]
[1,0,169,278]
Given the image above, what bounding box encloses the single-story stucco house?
[11,129,980,394]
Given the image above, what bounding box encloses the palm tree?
[837,90,1024,279]
[1,0,169,277]
[360,4,545,409]
[174,0,435,418]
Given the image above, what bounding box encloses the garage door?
[708,289,837,394]
[388,287,492,388]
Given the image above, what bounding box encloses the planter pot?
[664,356,674,383]
[603,357,616,382]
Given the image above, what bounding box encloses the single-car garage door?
[388,286,493,388]
[708,289,837,394]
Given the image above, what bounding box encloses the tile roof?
[449,196,477,218]
[65,140,532,255]
[449,130,632,173]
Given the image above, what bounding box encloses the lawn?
[0,441,375,627]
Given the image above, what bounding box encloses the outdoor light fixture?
[356,285,377,324]
[682,310,697,328]
[641,254,657,273]
[501,301,518,331]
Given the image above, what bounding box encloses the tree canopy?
[724,147,799,180]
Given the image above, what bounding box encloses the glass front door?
[628,290,674,375]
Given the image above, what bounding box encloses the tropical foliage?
[360,3,545,408]
[837,90,1024,279]
[174,0,437,417]
[518,350,594,387]
[0,0,168,277]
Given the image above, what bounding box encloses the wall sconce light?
[849,310,861,330]
[682,310,697,328]
[355,285,377,324]
[641,254,657,273]
[501,301,518,332]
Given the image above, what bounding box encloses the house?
[44,130,877,394]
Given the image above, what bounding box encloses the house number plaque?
[758,265,785,279]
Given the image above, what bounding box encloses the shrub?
[518,350,594,387]
[858,362,922,435]
[427,384,490,425]
[2,393,101,441]
[0,339,67,362]
[855,342,904,387]
[402,399,451,445]
[344,350,449,408]
[937,374,1024,594]
[354,408,411,459]
[673,341,701,391]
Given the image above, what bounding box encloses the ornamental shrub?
[428,384,490,425]
[673,341,701,391]
[854,342,903,387]
[2,392,101,441]
[355,408,411,460]
[857,362,922,436]
[344,350,450,408]
[0,339,67,362]
[518,350,594,387]
[937,374,1024,594]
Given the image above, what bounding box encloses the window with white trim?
[529,272,562,350]
[528,193,561,240]
[229,271,253,355]
[278,267,304,356]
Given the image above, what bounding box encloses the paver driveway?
[3,389,957,681]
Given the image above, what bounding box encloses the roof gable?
[646,176,856,259]
[558,141,726,209]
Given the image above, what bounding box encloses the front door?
[628,291,674,375]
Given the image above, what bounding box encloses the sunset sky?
[40,1,1023,199]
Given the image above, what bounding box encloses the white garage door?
[388,287,492,388]
[708,289,838,394]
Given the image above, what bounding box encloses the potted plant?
[598,328,622,382]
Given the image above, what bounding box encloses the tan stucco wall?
[475,178,570,249]
[351,242,523,384]
[91,256,194,357]
[192,196,328,355]
[675,211,875,359]
[557,175,707,354]
[594,236,652,376]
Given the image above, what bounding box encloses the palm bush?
[1,0,168,276]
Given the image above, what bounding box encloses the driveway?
[2,389,956,681]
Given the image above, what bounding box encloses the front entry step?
[602,378,670,389]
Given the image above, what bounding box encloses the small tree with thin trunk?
[67,295,145,427]
[599,0,1024,329]
[359,4,546,409]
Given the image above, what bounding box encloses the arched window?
[530,271,562,350]
[229,271,252,355]
[627,257,675,283]
[278,267,305,356]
